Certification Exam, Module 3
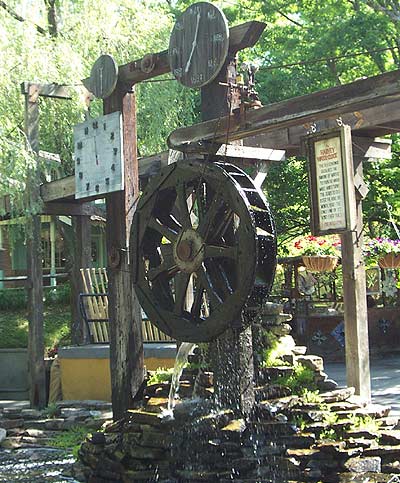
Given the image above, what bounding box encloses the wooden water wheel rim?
[130,159,276,342]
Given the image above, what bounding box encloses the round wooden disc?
[168,2,229,89]
[90,54,118,99]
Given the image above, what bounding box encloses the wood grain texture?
[341,155,371,401]
[20,81,71,99]
[24,84,46,409]
[104,86,144,421]
[90,54,118,99]
[168,68,400,150]
[84,21,265,88]
[168,2,229,88]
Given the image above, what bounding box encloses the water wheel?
[130,159,276,342]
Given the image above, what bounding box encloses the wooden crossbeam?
[21,82,72,100]
[168,69,400,151]
[83,21,266,89]
[42,202,105,217]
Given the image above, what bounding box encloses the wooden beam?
[42,202,105,217]
[24,83,46,409]
[104,86,144,420]
[168,69,400,151]
[246,103,398,156]
[40,176,75,202]
[341,153,371,401]
[21,82,72,100]
[85,21,266,88]
[40,152,169,202]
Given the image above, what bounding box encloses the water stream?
[167,342,195,412]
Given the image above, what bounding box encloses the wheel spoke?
[148,218,178,242]
[176,182,192,229]
[197,192,223,239]
[147,255,177,282]
[196,265,222,306]
[204,245,237,259]
[191,284,204,319]
[210,209,234,241]
[205,260,234,298]
[173,272,191,315]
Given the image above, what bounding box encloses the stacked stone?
[0,400,112,450]
[255,302,337,392]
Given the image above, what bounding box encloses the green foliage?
[320,428,341,441]
[291,414,307,431]
[43,403,59,419]
[148,367,175,385]
[49,425,90,458]
[0,284,70,311]
[301,389,322,405]
[349,414,382,433]
[262,333,294,367]
[0,304,71,350]
[273,363,317,395]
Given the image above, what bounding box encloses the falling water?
[167,342,196,412]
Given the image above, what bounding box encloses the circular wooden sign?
[90,54,118,99]
[168,2,229,89]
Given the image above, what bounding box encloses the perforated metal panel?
[74,111,124,200]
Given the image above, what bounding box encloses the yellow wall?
[59,357,175,401]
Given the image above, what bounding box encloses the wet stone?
[343,456,381,473]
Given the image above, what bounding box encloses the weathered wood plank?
[246,101,399,156]
[104,86,144,421]
[21,82,71,99]
[168,68,400,151]
[24,83,46,409]
[40,175,75,202]
[341,154,371,401]
[86,21,266,87]
[42,202,105,217]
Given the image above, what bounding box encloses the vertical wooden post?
[23,83,46,409]
[341,156,371,401]
[104,85,144,420]
[202,59,255,414]
[70,216,91,344]
[50,216,57,287]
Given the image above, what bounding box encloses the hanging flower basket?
[378,253,400,269]
[302,255,338,273]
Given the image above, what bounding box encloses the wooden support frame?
[23,83,46,409]
[168,68,400,151]
[104,86,144,420]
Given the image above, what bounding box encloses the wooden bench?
[79,268,172,343]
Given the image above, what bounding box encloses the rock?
[377,430,400,445]
[317,378,339,391]
[295,355,324,372]
[293,346,307,356]
[60,408,93,419]
[127,410,165,427]
[355,404,391,419]
[261,302,283,315]
[0,418,24,429]
[255,384,291,401]
[20,409,42,420]
[382,461,400,473]
[319,387,355,403]
[343,456,381,473]
[0,428,6,443]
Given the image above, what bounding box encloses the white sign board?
[74,111,124,200]
[306,126,354,236]
[315,136,347,231]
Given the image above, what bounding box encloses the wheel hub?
[173,229,204,273]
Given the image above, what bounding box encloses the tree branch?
[0,0,47,35]
[277,9,304,27]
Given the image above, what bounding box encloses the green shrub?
[148,367,175,385]
[50,426,90,457]
[262,333,295,367]
[0,283,71,311]
[273,363,317,395]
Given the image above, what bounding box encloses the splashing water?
[167,342,196,412]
